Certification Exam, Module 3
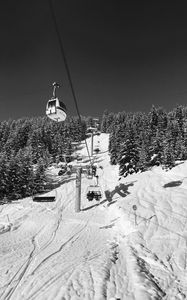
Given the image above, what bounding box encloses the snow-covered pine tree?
[109,132,119,165]
[150,129,165,166]
[181,118,187,160]
[33,158,46,194]
[15,147,34,197]
[101,110,109,133]
[174,105,184,133]
[0,152,9,200]
[101,110,115,133]
[161,127,176,170]
[149,105,159,131]
[119,127,139,177]
[109,123,126,165]
[137,141,151,172]
[6,151,22,199]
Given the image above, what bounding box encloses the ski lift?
[86,164,97,179]
[32,189,57,202]
[58,168,67,176]
[87,166,93,179]
[72,141,80,150]
[94,147,100,154]
[86,127,97,134]
[86,185,102,201]
[86,132,92,138]
[86,175,102,201]
[76,155,82,162]
[46,82,67,122]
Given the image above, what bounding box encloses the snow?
[0,133,187,299]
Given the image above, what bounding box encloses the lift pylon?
[75,167,82,212]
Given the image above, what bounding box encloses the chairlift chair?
[86,164,97,179]
[87,166,93,179]
[87,190,94,201]
[94,147,100,154]
[86,185,102,201]
[32,189,56,202]
[86,127,97,134]
[76,155,82,162]
[58,168,67,176]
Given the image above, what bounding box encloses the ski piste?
[0,133,187,299]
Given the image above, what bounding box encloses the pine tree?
[101,110,109,133]
[149,105,159,131]
[0,152,9,200]
[137,141,151,172]
[162,145,176,170]
[161,128,176,170]
[7,151,22,200]
[15,147,34,197]
[119,127,139,177]
[150,129,164,166]
[109,122,127,165]
[109,134,119,164]
[33,158,46,194]
[174,105,184,133]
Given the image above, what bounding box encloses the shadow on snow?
[82,181,135,211]
[163,180,182,188]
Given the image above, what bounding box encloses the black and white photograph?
[0,0,187,299]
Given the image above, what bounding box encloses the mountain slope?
[0,133,187,299]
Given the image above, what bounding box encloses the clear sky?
[0,0,187,121]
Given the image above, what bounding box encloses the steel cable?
[48,0,92,166]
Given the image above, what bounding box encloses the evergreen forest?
[0,116,92,201]
[101,105,187,178]
[1,105,187,201]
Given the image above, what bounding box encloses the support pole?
[7,214,10,223]
[75,167,82,212]
[132,205,137,226]
[91,132,94,157]
[134,211,137,226]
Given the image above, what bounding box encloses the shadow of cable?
[81,199,108,211]
[45,176,75,190]
[107,200,117,206]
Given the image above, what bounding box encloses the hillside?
[0,133,187,299]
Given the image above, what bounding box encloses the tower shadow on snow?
[105,182,135,203]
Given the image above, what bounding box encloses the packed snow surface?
[0,133,187,299]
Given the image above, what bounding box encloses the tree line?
[1,105,186,200]
[101,106,187,178]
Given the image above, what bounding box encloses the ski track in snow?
[0,133,187,299]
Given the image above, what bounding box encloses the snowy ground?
[0,133,187,299]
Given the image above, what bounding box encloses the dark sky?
[0,0,187,121]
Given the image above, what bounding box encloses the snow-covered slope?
[0,133,187,299]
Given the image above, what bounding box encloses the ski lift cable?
[48,0,92,166]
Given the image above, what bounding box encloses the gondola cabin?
[46,98,67,122]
